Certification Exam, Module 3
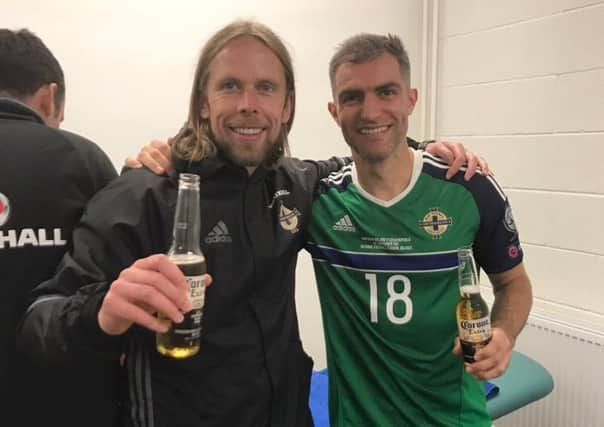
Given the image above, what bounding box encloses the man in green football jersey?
[305,33,533,426]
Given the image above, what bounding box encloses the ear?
[327,101,339,124]
[28,83,64,127]
[280,93,293,124]
[200,98,210,119]
[30,83,56,122]
[48,83,64,127]
[407,88,418,115]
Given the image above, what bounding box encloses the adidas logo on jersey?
[332,215,356,232]
[204,220,232,244]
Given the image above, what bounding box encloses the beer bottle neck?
[457,247,480,294]
[170,174,202,255]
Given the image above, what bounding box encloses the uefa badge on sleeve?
[503,203,517,234]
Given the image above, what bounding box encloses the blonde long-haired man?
[19,20,345,427]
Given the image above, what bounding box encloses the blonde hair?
[172,20,295,165]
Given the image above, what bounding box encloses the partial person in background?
[0,28,118,426]
[304,33,532,426]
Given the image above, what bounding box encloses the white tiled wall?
[436,0,604,330]
[439,0,603,38]
[440,4,604,86]
[451,135,604,193]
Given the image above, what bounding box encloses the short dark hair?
[0,28,65,109]
[329,33,410,93]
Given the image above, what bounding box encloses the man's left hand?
[453,327,513,380]
[425,140,491,180]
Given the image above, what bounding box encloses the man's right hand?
[124,139,173,175]
[98,254,209,335]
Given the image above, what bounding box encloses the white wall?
[11,0,600,378]
[437,0,604,334]
[436,7,604,423]
[2,0,425,369]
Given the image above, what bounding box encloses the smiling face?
[200,36,292,168]
[328,53,417,164]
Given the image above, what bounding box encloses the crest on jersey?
[267,189,291,208]
[0,192,10,227]
[278,202,301,234]
[418,208,452,239]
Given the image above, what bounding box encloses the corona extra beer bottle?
[456,247,492,363]
[156,173,207,358]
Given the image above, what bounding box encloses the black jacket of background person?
[0,98,118,426]
[17,150,351,427]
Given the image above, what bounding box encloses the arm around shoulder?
[304,156,351,179]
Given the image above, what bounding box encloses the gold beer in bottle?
[156,173,207,359]
[456,247,491,363]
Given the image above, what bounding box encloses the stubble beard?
[346,127,404,165]
[214,134,283,168]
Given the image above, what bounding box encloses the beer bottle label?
[458,316,491,343]
[187,275,205,310]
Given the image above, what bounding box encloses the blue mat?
[487,351,554,419]
[309,370,330,427]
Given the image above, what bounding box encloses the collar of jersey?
[351,148,423,208]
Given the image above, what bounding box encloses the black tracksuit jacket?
[0,98,118,426]
[18,152,348,427]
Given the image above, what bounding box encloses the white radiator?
[495,315,604,427]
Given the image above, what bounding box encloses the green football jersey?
[306,150,522,427]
